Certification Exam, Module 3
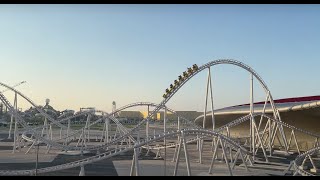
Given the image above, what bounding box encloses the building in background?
[195,95,320,150]
[117,110,202,124]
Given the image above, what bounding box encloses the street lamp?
[35,141,39,176]
[0,81,26,93]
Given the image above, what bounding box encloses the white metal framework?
[0,59,318,176]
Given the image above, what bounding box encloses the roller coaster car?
[192,64,198,71]
[174,80,179,85]
[183,71,188,77]
[170,84,174,89]
[165,88,170,94]
[178,75,184,81]
[163,94,167,98]
[187,67,193,74]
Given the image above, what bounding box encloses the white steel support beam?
[12,93,18,153]
[146,105,149,141]
[208,67,215,131]
[164,106,167,176]
[220,138,233,176]
[86,114,91,142]
[182,131,191,176]
[258,93,270,131]
[106,118,110,144]
[172,116,181,162]
[79,165,85,176]
[12,92,18,153]
[8,92,17,139]
[253,120,269,162]
[173,134,183,176]
[130,154,135,176]
[134,145,140,176]
[209,137,220,174]
[250,73,255,158]
[13,120,18,153]
[59,127,62,139]
[203,67,211,129]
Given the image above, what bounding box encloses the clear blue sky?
[0,4,319,112]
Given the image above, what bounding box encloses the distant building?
[117,110,202,123]
[58,109,75,119]
[141,111,158,120]
[80,107,95,112]
[118,111,143,124]
[174,111,203,121]
[149,111,203,121]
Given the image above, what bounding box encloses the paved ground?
[0,137,294,176]
[0,131,318,176]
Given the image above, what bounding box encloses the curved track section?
[291,145,320,176]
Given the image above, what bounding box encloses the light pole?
[35,142,39,176]
[6,81,26,140]
[1,81,26,93]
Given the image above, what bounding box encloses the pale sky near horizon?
[0,4,319,112]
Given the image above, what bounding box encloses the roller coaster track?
[0,82,74,131]
[20,102,199,150]
[0,129,250,176]
[1,59,281,152]
[1,59,318,176]
[291,145,320,176]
